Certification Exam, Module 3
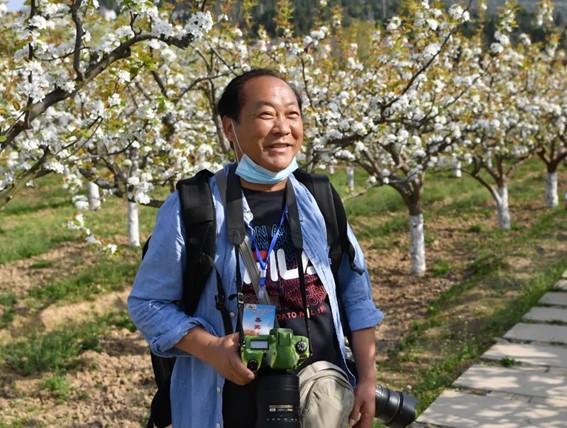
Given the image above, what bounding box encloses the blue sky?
[7,0,25,12]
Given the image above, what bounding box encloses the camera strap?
[225,165,311,348]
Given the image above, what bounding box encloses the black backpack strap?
[176,169,216,315]
[176,169,232,334]
[293,169,362,344]
[292,169,359,277]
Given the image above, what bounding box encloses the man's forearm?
[174,326,217,361]
[351,327,377,383]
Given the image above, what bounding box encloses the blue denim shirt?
[128,165,383,427]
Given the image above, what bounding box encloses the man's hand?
[349,377,376,428]
[176,329,255,385]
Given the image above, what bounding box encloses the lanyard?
[251,208,286,300]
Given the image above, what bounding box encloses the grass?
[0,310,135,377]
[27,260,138,305]
[40,373,71,402]
[0,159,566,427]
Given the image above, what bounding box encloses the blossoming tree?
[0,0,213,210]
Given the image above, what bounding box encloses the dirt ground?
[0,204,565,426]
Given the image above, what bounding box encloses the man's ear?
[221,116,235,143]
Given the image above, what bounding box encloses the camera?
[241,328,309,427]
[241,327,310,372]
[375,385,418,428]
[242,332,418,428]
[345,347,418,427]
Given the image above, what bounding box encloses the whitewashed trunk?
[87,182,101,211]
[486,150,493,168]
[346,166,355,192]
[452,160,462,178]
[128,201,141,247]
[329,164,335,175]
[496,186,511,230]
[409,213,426,275]
[545,171,558,208]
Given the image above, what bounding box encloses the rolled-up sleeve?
[337,223,383,332]
[127,192,218,358]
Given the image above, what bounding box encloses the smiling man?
[128,69,382,428]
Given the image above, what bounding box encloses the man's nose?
[273,115,291,134]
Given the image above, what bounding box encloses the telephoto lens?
[375,385,418,428]
[255,371,301,428]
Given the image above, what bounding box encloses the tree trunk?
[452,160,462,178]
[496,186,511,230]
[128,201,140,247]
[545,171,558,208]
[87,182,101,211]
[409,213,426,275]
[346,166,355,192]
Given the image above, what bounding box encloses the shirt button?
[216,424,221,428]
[229,311,235,318]
[217,386,221,393]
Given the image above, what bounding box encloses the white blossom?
[117,70,131,84]
[387,17,401,31]
[490,43,504,54]
[182,11,213,40]
[115,26,135,40]
[72,195,89,210]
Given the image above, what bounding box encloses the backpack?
[142,168,358,428]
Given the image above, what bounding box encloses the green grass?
[1,323,102,376]
[27,260,137,305]
[0,293,17,329]
[0,310,136,377]
[40,373,71,402]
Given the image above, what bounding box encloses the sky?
[7,0,25,12]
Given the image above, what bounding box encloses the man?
[128,68,383,427]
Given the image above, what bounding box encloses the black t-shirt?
[222,187,338,427]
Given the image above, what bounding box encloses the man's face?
[223,75,303,172]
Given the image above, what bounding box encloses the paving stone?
[530,396,567,409]
[454,365,567,401]
[504,323,567,345]
[524,307,567,323]
[556,280,567,291]
[482,342,567,368]
[539,292,567,307]
[416,390,567,428]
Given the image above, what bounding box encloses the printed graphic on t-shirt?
[242,222,329,322]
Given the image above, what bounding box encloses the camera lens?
[255,372,300,427]
[375,385,418,428]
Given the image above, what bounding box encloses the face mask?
[236,154,298,184]
[231,119,298,184]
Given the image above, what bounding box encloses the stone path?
[411,270,567,428]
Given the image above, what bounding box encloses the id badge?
[242,303,276,336]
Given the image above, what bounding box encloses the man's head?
[218,69,304,175]
[217,69,302,122]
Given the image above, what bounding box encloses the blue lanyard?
[252,208,286,300]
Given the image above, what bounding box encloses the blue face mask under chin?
[235,154,298,185]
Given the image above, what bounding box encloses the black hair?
[216,68,302,122]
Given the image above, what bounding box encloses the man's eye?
[287,112,301,119]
